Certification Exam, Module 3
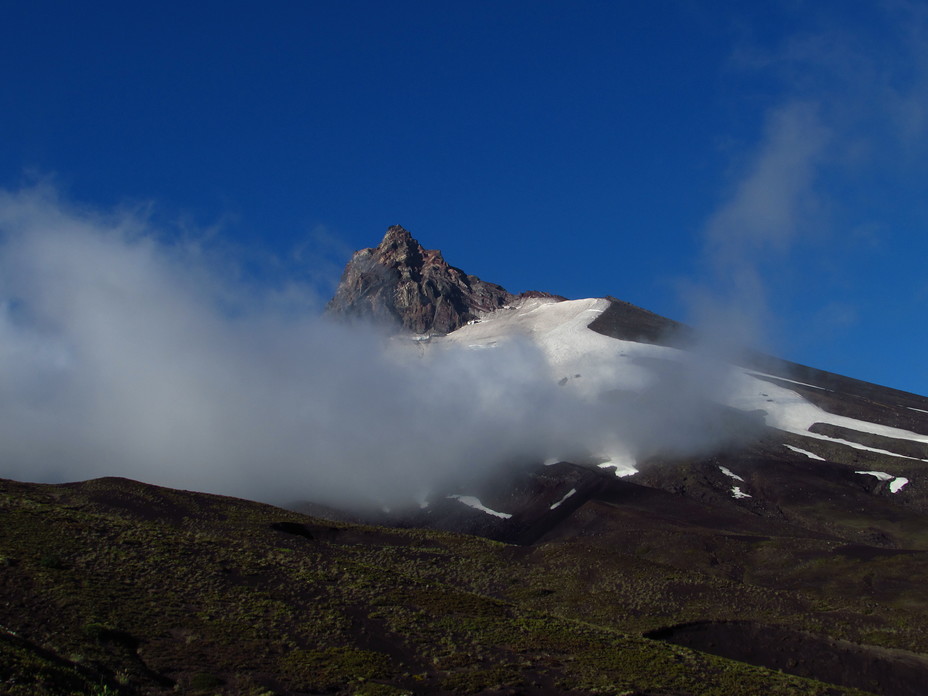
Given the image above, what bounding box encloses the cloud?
[0,185,756,510]
[684,101,829,354]
[691,2,928,356]
[0,185,507,506]
[706,102,829,256]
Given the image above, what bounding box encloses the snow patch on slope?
[812,437,928,461]
[550,488,577,510]
[719,467,752,497]
[719,466,745,482]
[855,471,910,493]
[856,470,894,481]
[597,456,639,478]
[785,445,826,461]
[447,495,512,518]
[728,369,928,459]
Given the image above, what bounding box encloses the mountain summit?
[327,225,519,333]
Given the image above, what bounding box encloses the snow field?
[434,295,922,491]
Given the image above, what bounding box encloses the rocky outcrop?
[327,225,518,334]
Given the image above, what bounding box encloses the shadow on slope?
[647,621,928,696]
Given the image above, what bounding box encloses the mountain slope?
[321,228,928,694]
[388,294,928,542]
[4,226,928,695]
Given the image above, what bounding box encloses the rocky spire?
[326,225,517,334]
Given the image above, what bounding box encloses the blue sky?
[2,1,928,396]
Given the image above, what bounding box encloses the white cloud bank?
[0,185,756,510]
[0,186,545,507]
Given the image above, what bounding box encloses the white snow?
[784,445,826,461]
[442,297,664,397]
[597,454,639,478]
[440,297,654,474]
[805,435,928,462]
[722,468,752,498]
[720,467,751,497]
[854,470,894,481]
[447,495,512,519]
[718,466,744,482]
[727,368,928,460]
[854,471,910,494]
[467,298,928,453]
[550,488,577,510]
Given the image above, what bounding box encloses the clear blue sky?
[2,1,927,396]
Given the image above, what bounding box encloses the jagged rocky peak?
[327,225,523,334]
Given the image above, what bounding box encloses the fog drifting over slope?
[0,186,759,509]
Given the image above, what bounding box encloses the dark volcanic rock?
[327,225,517,334]
[587,295,690,344]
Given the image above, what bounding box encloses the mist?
[0,185,758,510]
[688,1,928,370]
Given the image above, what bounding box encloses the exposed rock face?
[327,225,518,334]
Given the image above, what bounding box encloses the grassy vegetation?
[0,474,920,694]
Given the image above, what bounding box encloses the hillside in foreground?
[2,474,915,696]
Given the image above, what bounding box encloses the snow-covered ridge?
[440,297,644,476]
[433,295,927,474]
